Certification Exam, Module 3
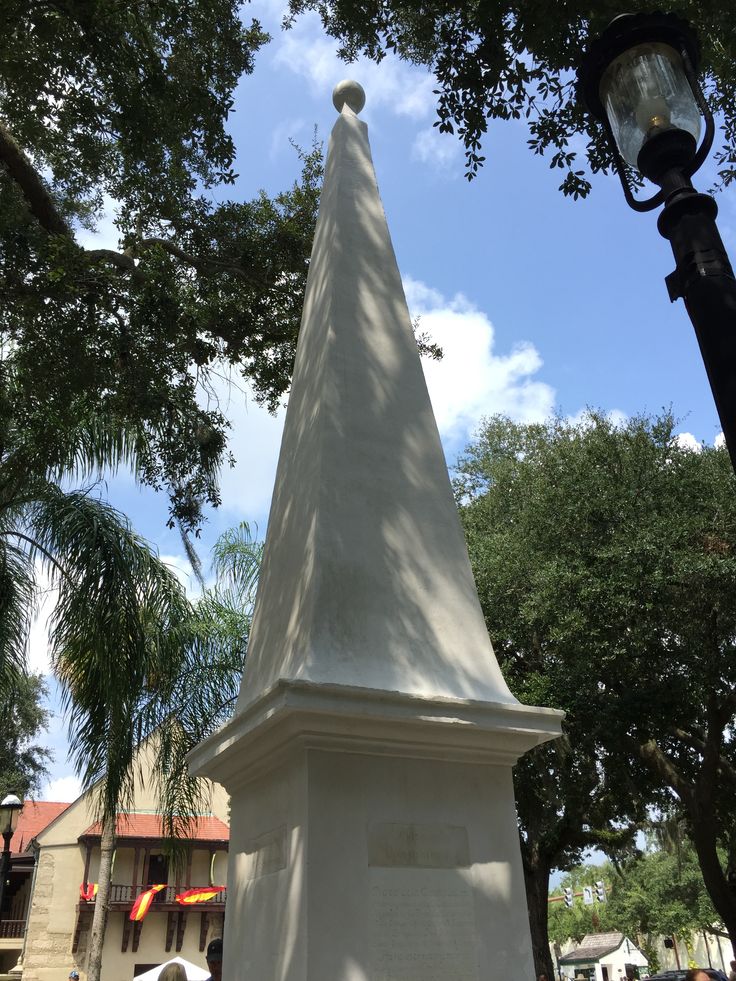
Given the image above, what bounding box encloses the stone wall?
[22,852,80,981]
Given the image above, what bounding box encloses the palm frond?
[211,521,263,602]
[128,522,262,840]
[0,535,35,697]
[27,485,191,822]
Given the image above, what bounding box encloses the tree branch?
[638,737,695,807]
[86,249,135,272]
[138,238,252,280]
[135,237,294,295]
[0,124,297,297]
[672,727,736,787]
[0,122,71,236]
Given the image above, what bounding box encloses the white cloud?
[27,564,56,676]
[209,275,557,523]
[273,12,437,121]
[159,554,200,597]
[566,408,628,429]
[75,194,120,252]
[405,276,556,443]
[411,127,462,172]
[205,376,286,524]
[715,431,726,449]
[674,431,703,453]
[269,116,309,159]
[249,0,290,20]
[42,774,82,803]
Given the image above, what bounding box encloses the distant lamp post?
[579,12,736,470]
[0,794,23,921]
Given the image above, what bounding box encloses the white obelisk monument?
[189,80,562,981]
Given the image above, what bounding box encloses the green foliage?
[45,490,192,822]
[140,521,262,841]
[454,411,736,956]
[0,672,51,799]
[607,844,718,941]
[550,846,719,970]
[1,2,323,530]
[0,473,192,822]
[548,866,614,945]
[0,142,323,530]
[0,0,266,216]
[286,0,736,193]
[169,520,261,744]
[455,410,736,771]
[454,413,667,863]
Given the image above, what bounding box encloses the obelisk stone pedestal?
[189,80,562,981]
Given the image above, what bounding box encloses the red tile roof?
[81,813,229,842]
[12,801,70,855]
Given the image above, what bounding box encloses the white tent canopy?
[135,957,209,981]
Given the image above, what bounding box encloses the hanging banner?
[175,886,226,905]
[129,884,166,921]
[80,883,98,901]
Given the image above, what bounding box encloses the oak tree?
[1,0,322,530]
[455,412,736,968]
[0,672,51,800]
[286,0,736,195]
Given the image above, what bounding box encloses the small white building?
[558,932,648,981]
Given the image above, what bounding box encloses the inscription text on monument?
[368,867,480,981]
[367,821,470,869]
[242,825,287,879]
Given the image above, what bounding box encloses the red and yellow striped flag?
[175,886,226,905]
[129,884,166,921]
[79,883,98,901]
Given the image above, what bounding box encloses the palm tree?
[140,522,263,838]
[2,348,260,981]
[53,519,261,981]
[0,365,205,980]
[1,476,193,980]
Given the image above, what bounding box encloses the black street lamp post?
[579,12,736,470]
[0,794,23,923]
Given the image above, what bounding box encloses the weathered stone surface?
[190,82,562,981]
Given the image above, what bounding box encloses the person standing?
[205,938,223,981]
[684,970,710,981]
[159,965,186,981]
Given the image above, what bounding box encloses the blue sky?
[31,0,735,801]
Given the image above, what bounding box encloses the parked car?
[645,972,727,981]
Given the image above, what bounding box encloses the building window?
[147,854,168,886]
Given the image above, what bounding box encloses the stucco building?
[558,932,648,981]
[0,752,229,981]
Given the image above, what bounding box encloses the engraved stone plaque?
[242,825,287,879]
[369,868,480,981]
[368,822,470,869]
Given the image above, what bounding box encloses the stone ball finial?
[332,79,366,115]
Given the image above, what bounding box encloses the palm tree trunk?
[86,816,116,981]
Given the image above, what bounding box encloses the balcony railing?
[0,920,26,939]
[81,885,226,910]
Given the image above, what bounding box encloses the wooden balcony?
[0,920,25,940]
[79,884,227,912]
[73,884,226,956]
